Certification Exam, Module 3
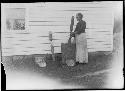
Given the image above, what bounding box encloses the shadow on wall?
[113,1,123,34]
[112,1,123,52]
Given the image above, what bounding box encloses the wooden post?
[69,16,74,44]
[49,31,55,61]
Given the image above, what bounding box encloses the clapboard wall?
[1,2,114,56]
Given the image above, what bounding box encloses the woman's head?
[76,13,83,21]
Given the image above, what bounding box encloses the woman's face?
[76,14,81,21]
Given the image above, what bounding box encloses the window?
[5,8,26,30]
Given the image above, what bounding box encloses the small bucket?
[35,56,46,67]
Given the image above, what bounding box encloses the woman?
[71,13,88,63]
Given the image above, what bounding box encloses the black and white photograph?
[1,2,123,90]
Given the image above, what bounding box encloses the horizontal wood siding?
[1,2,114,56]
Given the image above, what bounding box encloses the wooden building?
[1,2,114,56]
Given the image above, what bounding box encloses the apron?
[75,33,88,63]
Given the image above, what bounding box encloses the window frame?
[2,3,29,33]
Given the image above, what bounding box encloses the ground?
[3,51,114,89]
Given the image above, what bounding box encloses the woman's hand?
[70,32,75,37]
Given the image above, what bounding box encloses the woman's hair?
[77,13,83,19]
